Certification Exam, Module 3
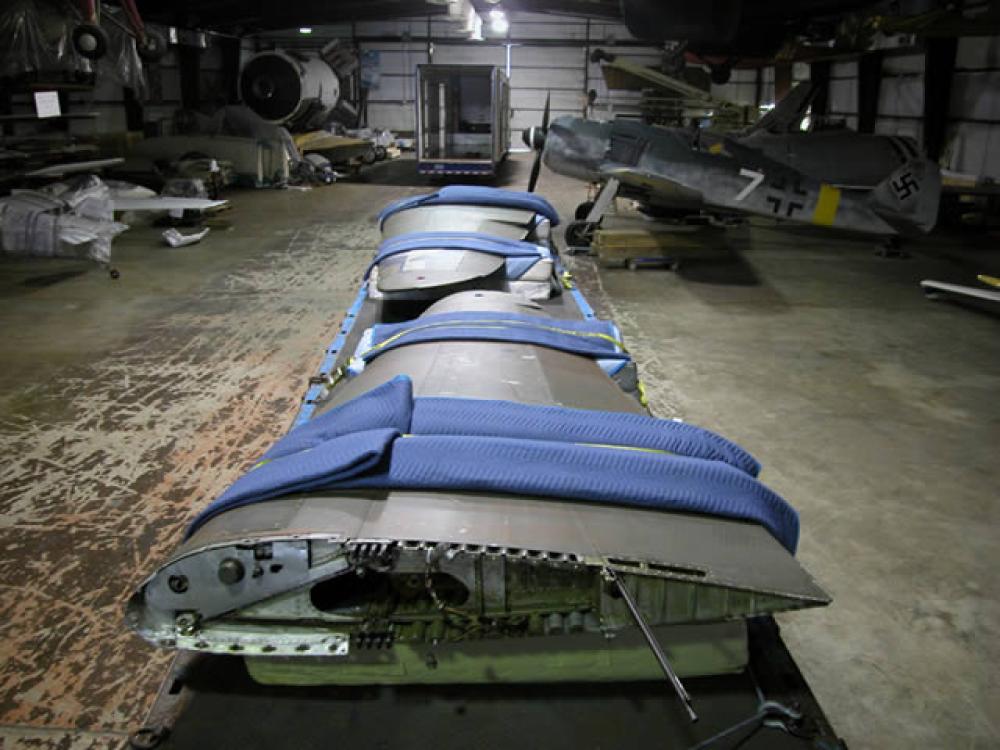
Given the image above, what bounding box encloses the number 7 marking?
[735,168,764,201]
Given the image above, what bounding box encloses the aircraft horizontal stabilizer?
[867,158,942,234]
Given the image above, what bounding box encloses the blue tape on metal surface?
[555,259,597,320]
[291,282,369,428]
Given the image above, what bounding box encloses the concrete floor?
[0,153,997,748]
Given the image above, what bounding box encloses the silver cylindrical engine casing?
[240,51,341,129]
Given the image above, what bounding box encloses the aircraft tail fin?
[868,158,942,234]
[746,82,817,135]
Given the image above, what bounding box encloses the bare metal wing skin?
[126,190,829,686]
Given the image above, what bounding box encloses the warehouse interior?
[0,1,998,749]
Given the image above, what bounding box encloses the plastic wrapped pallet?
[0,176,127,264]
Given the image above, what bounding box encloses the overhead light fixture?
[299,27,313,34]
[489,9,508,34]
[467,8,484,40]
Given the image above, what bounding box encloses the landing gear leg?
[583,177,620,224]
[564,177,620,251]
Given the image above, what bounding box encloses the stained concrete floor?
[0,153,997,749]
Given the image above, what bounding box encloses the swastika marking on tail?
[891,172,919,200]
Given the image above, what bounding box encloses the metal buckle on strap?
[307,365,346,390]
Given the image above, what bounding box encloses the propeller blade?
[526,92,550,192]
[527,149,542,193]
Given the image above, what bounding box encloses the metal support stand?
[605,568,698,723]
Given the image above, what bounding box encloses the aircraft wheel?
[72,23,109,60]
[374,145,388,161]
[137,29,168,62]
[361,147,377,165]
[565,220,595,248]
[574,201,595,220]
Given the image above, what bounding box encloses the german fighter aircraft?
[523,84,942,246]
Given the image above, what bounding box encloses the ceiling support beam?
[178,44,202,111]
[857,50,884,134]
[923,37,957,161]
[774,62,793,102]
[809,59,830,122]
[218,36,242,105]
[504,0,622,19]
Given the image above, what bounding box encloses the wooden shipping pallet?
[592,225,708,269]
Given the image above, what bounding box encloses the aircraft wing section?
[601,166,705,204]
[599,57,715,103]
[744,81,817,135]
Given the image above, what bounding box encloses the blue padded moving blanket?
[366,231,550,280]
[187,377,799,552]
[354,311,629,364]
[378,186,561,228]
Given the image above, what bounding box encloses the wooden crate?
[593,226,706,268]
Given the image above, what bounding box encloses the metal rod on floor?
[606,567,698,723]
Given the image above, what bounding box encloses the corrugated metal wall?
[255,12,662,146]
[825,37,1000,178]
[948,37,1000,176]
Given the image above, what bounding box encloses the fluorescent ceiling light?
[487,7,508,34]
[299,27,313,34]
[490,14,508,33]
[468,11,483,40]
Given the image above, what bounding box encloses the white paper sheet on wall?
[34,91,61,119]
